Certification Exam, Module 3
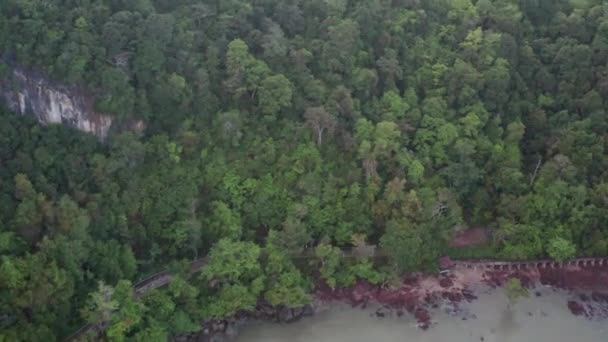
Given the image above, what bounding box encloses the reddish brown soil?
[449,228,490,247]
[538,266,608,290]
[481,264,608,292]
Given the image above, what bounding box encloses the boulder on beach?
[567,301,586,316]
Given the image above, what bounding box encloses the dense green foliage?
[1,0,608,340]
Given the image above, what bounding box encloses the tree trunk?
[316,127,324,146]
[529,156,543,187]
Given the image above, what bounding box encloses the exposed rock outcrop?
[0,66,125,139]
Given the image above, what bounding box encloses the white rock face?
[1,68,114,139]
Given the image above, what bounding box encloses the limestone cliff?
[0,67,114,139]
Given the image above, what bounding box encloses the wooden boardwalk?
[452,257,608,271]
[65,255,608,341]
[65,258,208,341]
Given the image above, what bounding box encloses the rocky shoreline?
[174,304,317,342]
[178,262,608,342]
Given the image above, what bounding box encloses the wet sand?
[234,286,607,342]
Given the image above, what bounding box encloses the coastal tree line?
[1,0,608,340]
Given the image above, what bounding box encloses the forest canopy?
[1,0,608,340]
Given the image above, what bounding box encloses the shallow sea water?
[234,286,607,342]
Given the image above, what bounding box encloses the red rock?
[415,307,431,330]
[462,289,477,302]
[350,281,373,305]
[439,277,453,288]
[418,322,430,331]
[567,301,586,316]
[442,291,463,302]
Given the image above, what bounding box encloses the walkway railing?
[452,257,608,271]
[64,258,208,341]
[64,253,608,341]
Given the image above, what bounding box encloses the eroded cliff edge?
[0,66,119,139]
